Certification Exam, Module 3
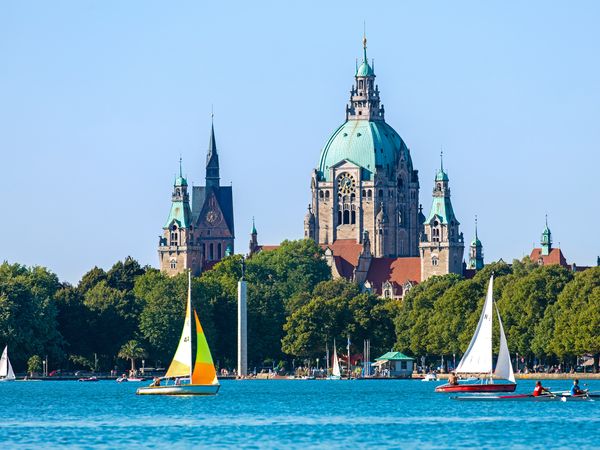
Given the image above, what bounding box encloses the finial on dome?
[475,215,478,238]
[362,23,368,63]
[440,147,444,172]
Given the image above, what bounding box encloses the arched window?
[436,183,441,191]
[362,189,366,198]
[350,193,356,202]
[338,210,342,225]
[367,190,372,199]
[351,210,356,224]
[217,243,222,259]
[325,191,330,199]
[343,210,350,224]
[209,243,214,260]
[378,189,383,198]
[384,289,391,298]
[319,191,324,199]
[169,259,177,269]
[432,256,439,266]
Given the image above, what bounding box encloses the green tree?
[118,340,148,371]
[27,355,42,376]
[548,267,600,363]
[0,263,63,370]
[498,264,572,358]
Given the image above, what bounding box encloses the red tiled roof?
[321,239,363,267]
[366,257,421,294]
[332,255,355,279]
[257,245,280,252]
[530,248,568,267]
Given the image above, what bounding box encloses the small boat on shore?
[328,339,342,380]
[136,271,220,396]
[117,376,146,383]
[422,373,438,382]
[436,275,516,393]
[0,346,16,382]
[78,376,99,382]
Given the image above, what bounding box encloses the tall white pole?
[237,278,248,377]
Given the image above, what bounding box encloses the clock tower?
[158,121,235,276]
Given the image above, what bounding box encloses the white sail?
[456,275,494,374]
[0,346,7,377]
[164,272,193,379]
[0,346,15,380]
[494,305,515,383]
[332,341,341,377]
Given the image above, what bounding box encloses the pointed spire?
[205,114,220,188]
[440,148,444,172]
[362,24,368,63]
[251,216,257,235]
[474,215,478,239]
[179,156,183,178]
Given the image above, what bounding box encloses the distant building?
[529,218,568,268]
[158,122,235,276]
[466,217,484,271]
[300,36,467,297]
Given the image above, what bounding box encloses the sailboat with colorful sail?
[0,346,16,381]
[435,274,516,393]
[137,271,220,396]
[328,339,342,380]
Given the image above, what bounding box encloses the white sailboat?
[137,271,220,395]
[0,346,16,381]
[328,339,342,380]
[436,274,516,393]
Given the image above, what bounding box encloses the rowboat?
[422,373,438,382]
[436,275,516,393]
[78,376,99,382]
[452,393,597,402]
[137,271,220,396]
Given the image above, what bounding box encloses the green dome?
[318,120,411,181]
[471,236,482,247]
[175,176,187,186]
[356,61,374,77]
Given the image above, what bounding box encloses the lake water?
[2,379,599,449]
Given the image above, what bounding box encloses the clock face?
[206,210,220,224]
[337,173,356,194]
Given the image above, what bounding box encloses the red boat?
[436,275,517,394]
[435,380,516,393]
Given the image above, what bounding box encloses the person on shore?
[533,381,551,397]
[448,372,459,386]
[570,379,585,396]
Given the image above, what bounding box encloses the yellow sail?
[164,273,193,379]
[191,310,219,385]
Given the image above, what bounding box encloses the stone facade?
[305,37,421,259]
[158,123,234,276]
[419,161,464,280]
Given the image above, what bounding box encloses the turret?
[467,216,484,270]
[249,217,259,254]
[346,34,384,121]
[541,215,552,256]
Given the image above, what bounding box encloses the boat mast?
[188,269,193,383]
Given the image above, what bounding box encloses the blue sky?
[0,1,598,283]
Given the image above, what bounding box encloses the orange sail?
[191,310,218,385]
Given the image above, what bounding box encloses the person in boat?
[174,377,181,386]
[570,379,585,396]
[448,372,459,386]
[150,377,161,387]
[533,381,551,397]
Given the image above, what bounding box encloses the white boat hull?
[136,384,220,396]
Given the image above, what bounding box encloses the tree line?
[0,240,598,373]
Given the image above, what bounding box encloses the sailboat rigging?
[436,274,516,393]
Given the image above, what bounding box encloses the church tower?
[467,216,484,270]
[308,35,420,257]
[419,155,464,280]
[158,160,202,276]
[192,122,235,266]
[158,120,235,275]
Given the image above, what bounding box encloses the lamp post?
[42,360,46,378]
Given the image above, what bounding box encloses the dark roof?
[192,185,235,236]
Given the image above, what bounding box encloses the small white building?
[374,352,415,378]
